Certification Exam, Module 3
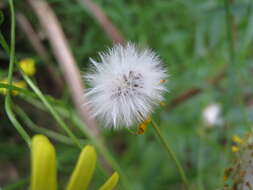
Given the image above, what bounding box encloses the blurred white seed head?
[202,103,223,127]
[84,43,167,129]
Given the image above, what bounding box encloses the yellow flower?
[66,145,97,190]
[31,135,57,190]
[30,134,120,190]
[19,58,36,76]
[232,135,244,144]
[231,145,240,152]
[98,172,119,190]
[12,81,27,95]
[0,79,8,95]
[0,79,26,95]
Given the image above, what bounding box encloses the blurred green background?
[1,0,253,189]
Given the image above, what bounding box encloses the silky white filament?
[84,43,167,129]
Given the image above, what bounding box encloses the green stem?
[150,120,189,189]
[197,140,204,190]
[20,71,82,149]
[4,0,31,146]
[0,8,81,149]
[14,105,86,146]
[224,0,252,132]
[0,32,10,54]
[224,0,235,62]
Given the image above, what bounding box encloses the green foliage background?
[1,0,253,189]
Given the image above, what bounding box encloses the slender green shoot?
[14,105,87,146]
[20,70,82,148]
[4,0,31,146]
[151,120,189,190]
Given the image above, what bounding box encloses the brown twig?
[166,71,225,111]
[16,13,50,63]
[26,0,100,138]
[16,12,64,91]
[78,0,125,44]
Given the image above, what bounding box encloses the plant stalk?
[151,120,189,189]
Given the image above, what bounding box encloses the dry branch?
[78,0,125,44]
[166,71,225,111]
[16,12,63,91]
[26,0,100,138]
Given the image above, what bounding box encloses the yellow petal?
[232,135,243,144]
[12,81,27,95]
[98,172,119,190]
[66,145,96,190]
[231,145,240,152]
[19,58,36,76]
[31,135,57,190]
[0,79,27,96]
[0,79,8,95]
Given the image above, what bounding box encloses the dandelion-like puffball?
[84,43,167,129]
[202,103,223,127]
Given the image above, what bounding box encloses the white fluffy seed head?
[84,43,167,129]
[202,103,223,127]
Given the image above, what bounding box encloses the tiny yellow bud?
[19,58,36,76]
[98,172,119,190]
[0,79,26,95]
[0,79,8,95]
[232,135,243,144]
[31,135,57,190]
[12,81,26,95]
[232,145,240,152]
[66,145,96,190]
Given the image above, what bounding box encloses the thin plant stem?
[0,6,81,149]
[0,32,10,53]
[150,120,189,189]
[224,0,235,62]
[20,71,82,149]
[4,0,31,146]
[14,105,87,146]
[224,0,252,131]
[197,140,204,190]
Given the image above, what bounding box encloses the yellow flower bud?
[0,79,26,95]
[232,145,240,152]
[12,81,26,95]
[31,135,57,190]
[98,172,119,190]
[0,79,8,95]
[66,145,96,190]
[232,135,243,144]
[19,58,36,76]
